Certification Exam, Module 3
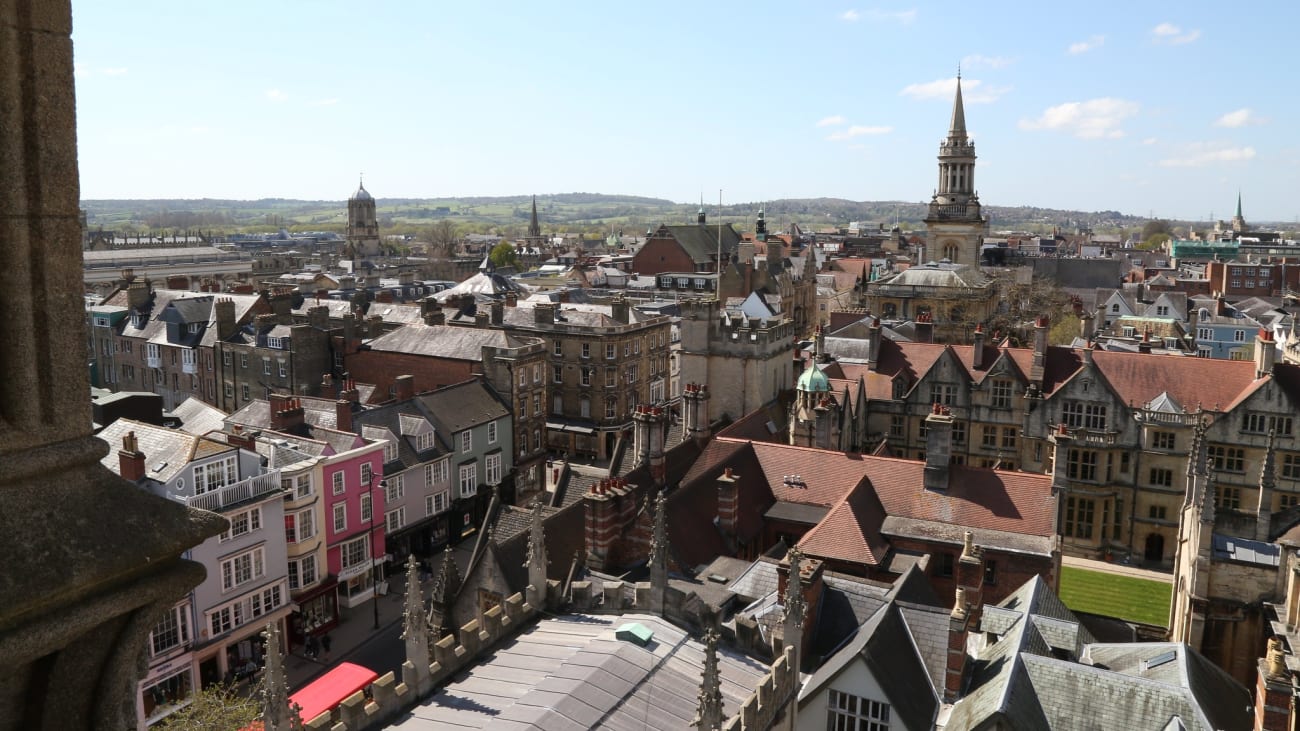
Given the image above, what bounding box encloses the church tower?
[346,177,381,260]
[923,74,989,268]
[1232,191,1247,234]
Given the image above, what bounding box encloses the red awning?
[289,662,380,723]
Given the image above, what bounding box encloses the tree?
[155,680,263,730]
[1141,219,1172,241]
[489,241,519,270]
[1138,233,1170,251]
[426,220,459,260]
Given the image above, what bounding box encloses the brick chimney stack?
[118,431,146,482]
[1257,327,1277,378]
[340,378,361,403]
[717,467,739,539]
[215,297,237,341]
[867,316,882,371]
[490,300,504,326]
[394,374,415,402]
[915,311,934,343]
[946,587,972,702]
[972,323,986,370]
[336,399,355,433]
[420,297,445,326]
[955,531,986,626]
[611,296,629,324]
[923,403,955,492]
[1256,637,1294,731]
[269,394,305,432]
[682,383,711,444]
[1030,315,1049,389]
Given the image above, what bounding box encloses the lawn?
[1058,565,1172,627]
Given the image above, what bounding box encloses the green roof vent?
[615,622,653,647]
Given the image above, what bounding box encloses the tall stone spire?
[528,195,541,238]
[1236,190,1243,219]
[261,621,304,731]
[949,70,967,139]
[693,628,724,730]
[525,499,549,609]
[783,546,807,668]
[401,554,430,685]
[428,544,462,639]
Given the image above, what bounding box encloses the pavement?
[1062,554,1173,583]
[285,584,408,692]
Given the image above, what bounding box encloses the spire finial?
[693,628,724,730]
[957,62,961,80]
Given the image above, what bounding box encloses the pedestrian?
[321,634,332,660]
[306,634,319,660]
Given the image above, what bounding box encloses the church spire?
[949,70,967,139]
[1236,190,1243,219]
[528,195,541,238]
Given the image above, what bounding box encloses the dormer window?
[187,322,203,334]
[267,337,285,350]
[416,432,435,451]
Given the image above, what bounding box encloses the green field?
[1058,565,1172,627]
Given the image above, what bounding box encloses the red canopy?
[289,662,380,723]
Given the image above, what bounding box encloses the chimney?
[1138,328,1153,354]
[490,300,504,326]
[584,478,625,572]
[1030,315,1049,388]
[955,531,986,626]
[394,374,415,402]
[307,305,329,329]
[717,467,740,539]
[611,296,629,324]
[215,298,237,340]
[683,383,711,444]
[534,303,556,325]
[268,287,294,324]
[166,275,190,291]
[972,323,986,370]
[1256,637,1293,731]
[321,373,335,397]
[632,405,668,485]
[118,431,146,482]
[226,423,259,452]
[1080,311,1096,340]
[336,399,355,433]
[946,587,971,702]
[505,292,517,308]
[915,311,934,343]
[127,279,151,310]
[814,324,827,363]
[474,311,489,328]
[923,404,955,491]
[420,298,445,326]
[366,314,383,336]
[269,394,305,432]
[1256,328,1277,378]
[776,552,825,659]
[342,313,359,352]
[340,378,361,403]
[867,317,882,371]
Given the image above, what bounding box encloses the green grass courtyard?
[1058,565,1172,627]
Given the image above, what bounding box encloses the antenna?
[716,189,723,309]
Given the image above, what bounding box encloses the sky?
[70,1,1300,223]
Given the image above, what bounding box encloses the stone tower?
[346,177,381,260]
[923,74,989,268]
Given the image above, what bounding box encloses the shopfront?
[138,652,195,727]
[290,576,339,648]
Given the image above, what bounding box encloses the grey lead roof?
[389,613,769,730]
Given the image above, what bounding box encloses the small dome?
[796,362,830,393]
[351,183,372,201]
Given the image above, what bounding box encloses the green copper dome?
[796,361,830,392]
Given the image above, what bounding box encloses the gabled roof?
[653,223,743,265]
[416,379,510,436]
[364,323,538,360]
[97,418,234,486]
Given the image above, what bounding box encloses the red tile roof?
[1088,349,1260,410]
[798,478,891,566]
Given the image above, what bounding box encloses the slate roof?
[364,323,540,360]
[799,602,939,731]
[170,398,229,437]
[655,223,743,265]
[416,379,510,436]
[223,403,365,456]
[97,418,234,486]
[390,613,769,731]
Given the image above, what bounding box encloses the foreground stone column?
[0,2,222,728]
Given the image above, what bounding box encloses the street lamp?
[371,478,385,630]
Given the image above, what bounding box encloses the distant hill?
[79,194,1161,237]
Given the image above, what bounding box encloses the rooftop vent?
[615,622,654,647]
[1143,649,1177,672]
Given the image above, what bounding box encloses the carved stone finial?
[260,621,304,731]
[693,628,724,730]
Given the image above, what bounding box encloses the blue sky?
[71,1,1300,222]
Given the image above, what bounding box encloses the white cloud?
[1068,35,1104,54]
[816,115,847,127]
[100,67,128,76]
[899,77,1009,104]
[961,54,1013,69]
[1213,108,1262,128]
[826,125,893,141]
[1141,137,1159,145]
[864,8,917,24]
[840,9,860,21]
[1158,143,1256,167]
[264,89,288,102]
[1152,22,1200,45]
[1018,98,1139,139]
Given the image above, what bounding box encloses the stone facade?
[676,297,795,425]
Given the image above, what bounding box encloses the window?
[977,424,998,447]
[1216,485,1242,511]
[386,507,406,534]
[605,343,615,360]
[1152,431,1176,450]
[1062,401,1107,431]
[262,357,271,375]
[890,415,905,439]
[1156,305,1169,316]
[385,475,404,503]
[1064,497,1095,539]
[1283,455,1300,480]
[340,536,369,571]
[460,431,472,453]
[1149,468,1174,487]
[193,456,238,495]
[425,459,449,486]
[935,552,955,578]
[459,463,477,498]
[1234,330,1247,342]
[624,342,631,357]
[241,384,250,402]
[360,462,373,486]
[1002,427,1017,449]
[1067,449,1098,481]
[1149,505,1168,520]
[1111,303,1120,313]
[827,690,890,731]
[1197,348,1211,358]
[426,491,449,516]
[928,383,956,406]
[415,431,435,452]
[518,369,526,388]
[150,603,190,657]
[487,421,497,444]
[1243,413,1293,435]
[288,555,318,591]
[267,336,283,349]
[332,471,345,495]
[333,502,346,532]
[984,560,997,586]
[360,493,372,523]
[1282,494,1300,510]
[553,394,563,414]
[991,380,1013,408]
[605,368,616,388]
[486,453,502,485]
[581,342,590,359]
[1208,445,1246,473]
[952,421,966,446]
[605,398,616,418]
[220,507,262,542]
[553,364,563,384]
[220,547,265,592]
[533,396,542,416]
[553,340,563,356]
[284,509,315,543]
[532,364,541,384]
[382,439,398,463]
[1197,328,1212,340]
[278,361,288,378]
